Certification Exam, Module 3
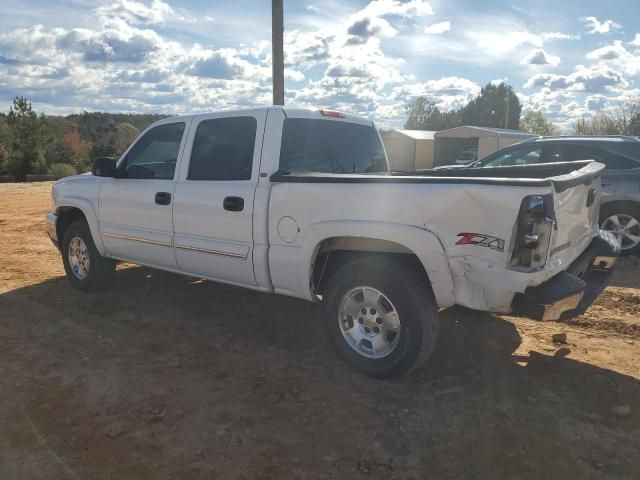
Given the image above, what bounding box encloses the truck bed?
[271,161,604,193]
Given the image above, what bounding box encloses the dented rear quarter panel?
[268,168,602,313]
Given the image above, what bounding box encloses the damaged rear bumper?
[512,230,619,321]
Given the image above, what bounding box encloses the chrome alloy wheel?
[68,236,90,280]
[338,286,401,359]
[602,213,640,251]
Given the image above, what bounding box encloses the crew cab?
[46,107,619,378]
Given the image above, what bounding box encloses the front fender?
[55,195,105,255]
[299,220,455,307]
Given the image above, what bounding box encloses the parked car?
[46,108,618,378]
[455,148,478,165]
[437,136,640,255]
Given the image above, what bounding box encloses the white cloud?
[522,49,561,66]
[392,76,481,111]
[541,32,579,41]
[524,64,628,93]
[285,68,305,82]
[586,41,640,75]
[585,94,609,111]
[580,16,621,35]
[424,21,450,35]
[359,0,434,18]
[466,29,542,56]
[0,0,631,131]
[96,0,176,25]
[587,41,629,61]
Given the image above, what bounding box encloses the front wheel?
[323,257,439,379]
[61,221,115,291]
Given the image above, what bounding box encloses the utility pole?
[504,93,510,129]
[272,0,284,106]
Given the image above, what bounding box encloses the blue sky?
[1,0,639,129]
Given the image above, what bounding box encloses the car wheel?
[600,204,640,256]
[323,256,439,379]
[61,221,115,291]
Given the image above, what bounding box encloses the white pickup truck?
[46,107,619,378]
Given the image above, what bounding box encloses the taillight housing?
[319,109,345,118]
[510,194,555,270]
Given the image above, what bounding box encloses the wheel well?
[600,200,640,219]
[56,207,87,248]
[310,237,431,298]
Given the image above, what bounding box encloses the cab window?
[279,119,387,174]
[120,123,185,179]
[188,117,257,181]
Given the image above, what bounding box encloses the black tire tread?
[323,255,439,379]
[61,221,115,291]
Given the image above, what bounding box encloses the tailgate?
[546,162,604,267]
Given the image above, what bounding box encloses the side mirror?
[91,157,117,177]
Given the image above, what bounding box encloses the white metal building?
[433,126,536,167]
[381,129,436,171]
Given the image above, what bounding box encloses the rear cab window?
[278,118,387,174]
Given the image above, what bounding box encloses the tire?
[323,256,439,379]
[599,204,640,256]
[61,220,115,291]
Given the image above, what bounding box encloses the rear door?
[171,111,266,286]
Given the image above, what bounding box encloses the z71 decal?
[456,232,505,253]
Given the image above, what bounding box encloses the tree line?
[405,81,640,137]
[2,88,639,181]
[0,96,166,180]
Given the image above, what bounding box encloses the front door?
[99,120,190,270]
[172,111,266,286]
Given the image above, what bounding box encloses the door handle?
[223,196,244,212]
[155,192,172,205]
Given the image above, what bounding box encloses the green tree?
[573,114,623,135]
[110,122,140,157]
[628,112,640,136]
[519,111,560,136]
[7,97,50,179]
[0,115,12,174]
[48,163,76,179]
[461,82,521,130]
[404,97,460,130]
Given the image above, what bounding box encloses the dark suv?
[468,136,640,255]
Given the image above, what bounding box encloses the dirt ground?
[0,182,638,480]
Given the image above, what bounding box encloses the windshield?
[279,118,387,174]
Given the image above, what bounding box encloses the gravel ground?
[1,182,639,480]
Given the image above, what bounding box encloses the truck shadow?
[607,255,640,289]
[0,265,638,479]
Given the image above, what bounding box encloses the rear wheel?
[600,204,640,256]
[61,221,115,291]
[323,256,439,379]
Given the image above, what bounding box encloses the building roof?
[435,125,536,139]
[387,129,436,140]
[521,135,640,143]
